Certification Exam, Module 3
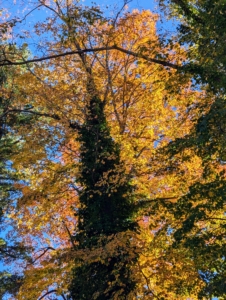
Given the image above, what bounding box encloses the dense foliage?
[0,0,225,299]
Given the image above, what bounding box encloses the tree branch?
[62,220,76,250]
[114,45,180,69]
[7,109,60,120]
[134,197,178,211]
[137,261,160,299]
[31,246,55,265]
[5,108,81,129]
[38,290,57,300]
[204,218,226,221]
[18,4,43,23]
[0,45,180,70]
[136,197,178,207]
[69,121,81,130]
[61,294,67,300]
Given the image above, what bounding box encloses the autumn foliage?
[0,1,225,299]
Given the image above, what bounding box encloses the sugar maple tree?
[0,0,225,299]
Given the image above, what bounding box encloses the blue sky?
[83,0,157,10]
[3,0,178,56]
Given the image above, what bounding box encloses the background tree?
[0,54,32,299]
[156,0,226,298]
[159,0,226,92]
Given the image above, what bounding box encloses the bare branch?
[38,290,58,300]
[111,0,132,28]
[31,246,55,265]
[204,218,226,221]
[61,294,67,300]
[114,45,180,69]
[0,45,180,70]
[38,0,62,18]
[62,220,76,250]
[18,4,43,23]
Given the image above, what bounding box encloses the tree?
[159,0,226,92]
[156,1,226,298]
[0,55,32,299]
[6,3,209,299]
[0,1,224,299]
[69,91,138,299]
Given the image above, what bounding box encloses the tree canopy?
[0,0,225,299]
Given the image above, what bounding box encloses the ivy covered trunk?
[69,95,137,299]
